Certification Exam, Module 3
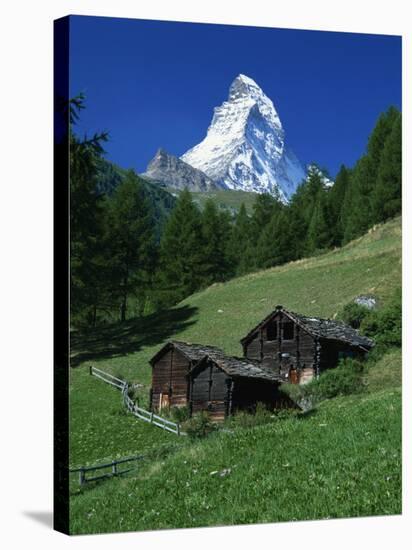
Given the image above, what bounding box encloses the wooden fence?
[70,453,145,486]
[89,365,184,436]
[89,365,127,390]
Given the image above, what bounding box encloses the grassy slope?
[71,216,401,383]
[190,189,258,213]
[70,386,401,534]
[69,217,401,533]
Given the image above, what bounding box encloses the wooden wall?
[232,379,281,412]
[189,360,288,422]
[151,348,191,411]
[189,360,230,422]
[243,311,317,383]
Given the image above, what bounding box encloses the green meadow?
[69,216,401,534]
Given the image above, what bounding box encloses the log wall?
[190,360,230,422]
[151,348,191,411]
[243,311,317,383]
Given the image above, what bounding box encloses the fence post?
[89,365,93,376]
[177,423,180,436]
[112,461,117,476]
[79,468,85,486]
[150,412,154,424]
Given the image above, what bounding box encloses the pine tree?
[227,203,255,275]
[250,193,280,234]
[250,193,283,267]
[306,190,332,253]
[286,187,309,259]
[199,199,231,285]
[256,207,293,268]
[290,168,332,255]
[328,165,351,246]
[371,112,402,222]
[366,106,399,174]
[103,170,157,322]
[158,189,204,305]
[69,95,109,325]
[342,107,400,242]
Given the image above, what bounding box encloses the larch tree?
[158,189,204,305]
[371,111,402,222]
[103,170,157,322]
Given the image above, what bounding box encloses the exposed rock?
[142,148,219,192]
[354,295,378,310]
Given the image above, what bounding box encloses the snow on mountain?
[306,164,334,188]
[181,74,306,202]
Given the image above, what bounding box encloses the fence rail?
[89,365,184,436]
[89,365,127,390]
[70,453,145,486]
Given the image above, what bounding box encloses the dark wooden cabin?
[149,341,225,412]
[189,350,282,422]
[241,305,374,384]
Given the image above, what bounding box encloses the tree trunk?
[120,267,129,322]
[120,296,127,322]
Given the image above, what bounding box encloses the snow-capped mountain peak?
[228,74,282,130]
[181,74,305,202]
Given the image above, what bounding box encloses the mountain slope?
[142,148,219,192]
[70,386,401,533]
[69,217,401,532]
[96,158,176,237]
[71,217,401,379]
[181,74,306,201]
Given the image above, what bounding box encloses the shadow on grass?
[296,408,318,420]
[70,304,198,367]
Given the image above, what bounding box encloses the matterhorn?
[181,74,306,202]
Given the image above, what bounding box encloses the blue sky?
[69,15,401,177]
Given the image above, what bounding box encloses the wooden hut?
[149,341,225,412]
[241,305,374,384]
[189,351,282,422]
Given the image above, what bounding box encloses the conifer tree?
[103,170,156,322]
[290,168,331,255]
[366,106,399,174]
[328,165,351,246]
[250,193,283,267]
[158,189,204,305]
[306,190,332,253]
[285,186,310,259]
[227,203,255,275]
[199,199,231,285]
[69,94,109,325]
[371,112,402,222]
[250,193,280,235]
[342,107,400,242]
[256,207,293,268]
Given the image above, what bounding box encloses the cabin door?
[289,368,299,384]
[159,392,170,411]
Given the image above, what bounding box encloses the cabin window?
[266,321,278,341]
[283,322,294,340]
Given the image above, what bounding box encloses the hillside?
[71,216,401,377]
[190,188,258,214]
[70,386,401,534]
[69,216,401,533]
[96,158,176,236]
